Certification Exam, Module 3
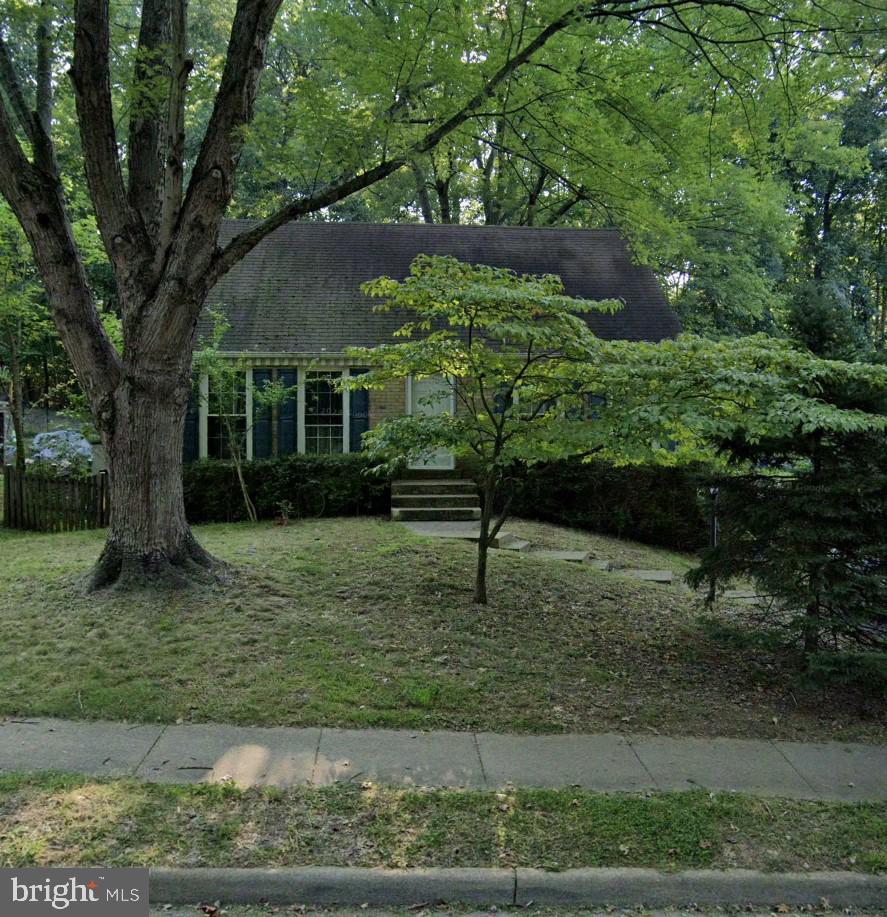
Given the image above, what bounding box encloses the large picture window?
[305,371,343,454]
[207,373,247,459]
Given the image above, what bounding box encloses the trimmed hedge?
[183,454,390,523]
[509,458,707,552]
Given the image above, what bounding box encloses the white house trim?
[244,368,254,461]
[198,373,209,459]
[342,367,351,455]
[296,370,306,454]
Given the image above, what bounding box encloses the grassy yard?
[0,517,883,740]
[1,773,884,873]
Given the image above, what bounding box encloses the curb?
[150,867,887,909]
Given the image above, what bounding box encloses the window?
[207,373,247,459]
[305,371,343,454]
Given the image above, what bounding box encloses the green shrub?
[804,651,887,696]
[508,458,707,552]
[689,443,887,656]
[183,454,390,523]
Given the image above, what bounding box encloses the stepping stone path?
[399,519,678,585]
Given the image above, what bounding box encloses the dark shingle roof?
[203,221,680,352]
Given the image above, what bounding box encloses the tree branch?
[0,97,121,413]
[71,0,153,306]
[0,33,39,145]
[128,0,174,241]
[138,0,283,354]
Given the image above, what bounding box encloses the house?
[185,221,680,465]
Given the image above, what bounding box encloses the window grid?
[207,373,247,459]
[304,371,344,455]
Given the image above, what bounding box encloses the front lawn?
[0,517,882,739]
[1,773,884,873]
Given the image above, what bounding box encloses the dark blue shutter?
[349,368,370,452]
[252,369,273,459]
[183,387,199,463]
[585,393,606,420]
[493,385,513,415]
[278,369,298,455]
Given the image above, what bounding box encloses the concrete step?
[391,494,480,508]
[392,506,482,522]
[397,469,462,480]
[392,479,477,495]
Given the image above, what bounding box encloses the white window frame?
[202,369,249,460]
[298,368,351,455]
[198,373,209,458]
[244,368,254,460]
[199,361,354,458]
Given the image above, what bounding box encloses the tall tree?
[0,0,875,587]
[782,78,887,357]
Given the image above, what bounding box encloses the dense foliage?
[183,454,390,524]
[509,459,707,553]
[690,428,887,671]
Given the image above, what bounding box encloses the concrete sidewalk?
[0,716,884,801]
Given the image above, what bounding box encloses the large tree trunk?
[89,366,220,590]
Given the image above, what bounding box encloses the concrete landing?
[402,521,521,549]
[2,717,885,801]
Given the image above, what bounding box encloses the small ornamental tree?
[346,254,621,604]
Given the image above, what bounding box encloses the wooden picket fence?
[2,465,109,532]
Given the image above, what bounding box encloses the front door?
[407,374,455,471]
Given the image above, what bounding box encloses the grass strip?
[1,773,884,874]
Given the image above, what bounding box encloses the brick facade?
[369,379,407,428]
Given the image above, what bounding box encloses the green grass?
[0,517,883,739]
[0,773,884,873]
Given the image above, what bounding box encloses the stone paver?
[629,736,817,798]
[477,732,654,791]
[402,521,520,549]
[620,569,674,584]
[402,521,483,539]
[0,716,163,777]
[494,536,531,551]
[1,717,884,800]
[315,728,484,788]
[530,549,590,563]
[136,723,320,787]
[774,740,887,801]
